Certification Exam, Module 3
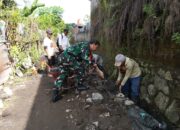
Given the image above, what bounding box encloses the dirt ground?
[0,74,132,130]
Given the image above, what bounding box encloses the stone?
[92,92,103,103]
[154,75,170,95]
[85,124,96,130]
[9,76,14,80]
[86,98,93,103]
[140,85,148,100]
[114,97,125,103]
[0,20,6,42]
[124,99,134,106]
[99,112,110,118]
[15,69,23,77]
[83,104,91,110]
[158,69,165,78]
[22,56,32,69]
[161,86,169,95]
[147,84,156,96]
[69,114,73,119]
[141,74,153,86]
[2,109,10,117]
[177,76,180,80]
[65,109,72,113]
[67,99,71,102]
[0,92,9,99]
[92,121,99,127]
[116,93,125,98]
[144,68,150,74]
[165,100,179,123]
[17,23,25,35]
[75,119,83,126]
[3,87,13,97]
[81,90,87,95]
[155,92,169,111]
[144,97,152,104]
[165,71,173,81]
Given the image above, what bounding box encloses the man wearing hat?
[57,29,70,52]
[43,29,55,66]
[114,54,141,104]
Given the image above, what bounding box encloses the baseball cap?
[114,54,126,66]
[46,29,53,35]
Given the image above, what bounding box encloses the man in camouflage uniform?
[52,40,100,102]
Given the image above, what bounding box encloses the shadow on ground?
[24,75,78,130]
[24,74,131,130]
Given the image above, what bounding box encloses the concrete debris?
[124,100,134,106]
[99,112,110,118]
[92,92,104,103]
[65,109,72,113]
[86,98,93,103]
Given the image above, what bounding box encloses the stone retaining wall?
[140,61,180,126]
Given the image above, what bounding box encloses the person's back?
[57,29,70,51]
[65,42,88,56]
[124,57,141,78]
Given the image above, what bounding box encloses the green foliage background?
[34,6,65,35]
[0,0,65,74]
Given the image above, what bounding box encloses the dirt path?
[0,75,131,130]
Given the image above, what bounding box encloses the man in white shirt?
[43,29,55,66]
[57,29,70,52]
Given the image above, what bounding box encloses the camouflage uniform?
[54,42,92,89]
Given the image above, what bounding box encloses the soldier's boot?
[52,88,62,103]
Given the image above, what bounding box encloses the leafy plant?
[9,45,27,69]
[172,32,180,44]
[22,0,45,17]
[143,4,155,17]
[1,1,65,74]
[35,6,65,35]
[29,43,43,63]
[0,0,16,9]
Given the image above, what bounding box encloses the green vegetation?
[34,6,65,35]
[22,0,45,17]
[172,32,180,45]
[0,0,16,9]
[0,0,65,74]
[143,4,155,17]
[9,45,27,69]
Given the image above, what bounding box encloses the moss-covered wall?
[91,0,180,69]
[91,0,180,126]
